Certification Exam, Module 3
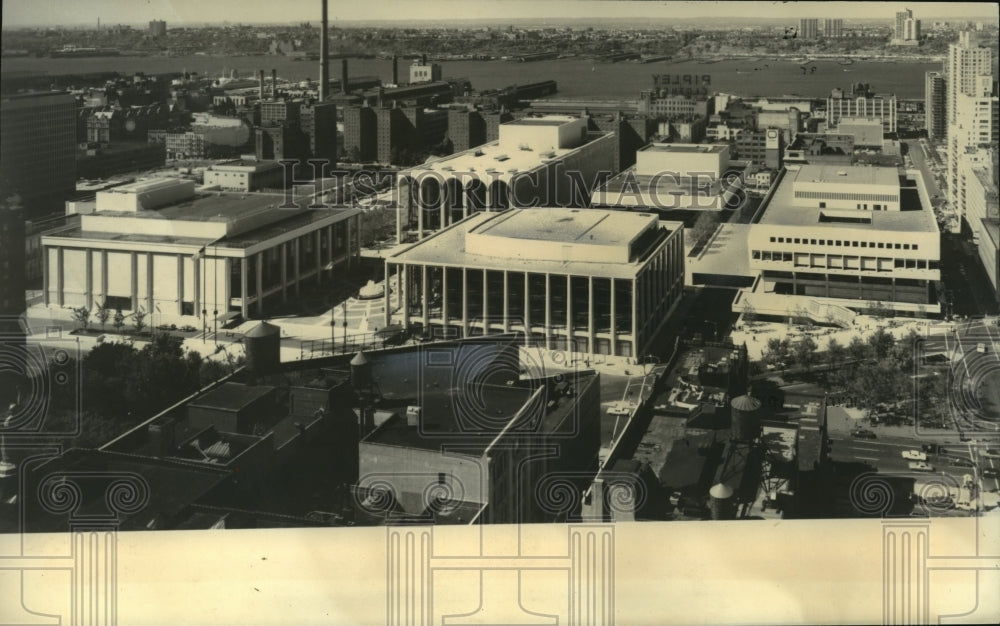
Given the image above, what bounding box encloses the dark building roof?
[25,448,231,533]
[188,382,274,412]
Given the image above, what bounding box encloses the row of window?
[794,190,898,203]
[752,249,939,271]
[768,235,919,251]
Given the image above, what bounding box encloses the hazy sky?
[2,1,997,28]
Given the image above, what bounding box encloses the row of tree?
[761,327,911,374]
[71,304,146,334]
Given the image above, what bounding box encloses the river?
[1,55,939,99]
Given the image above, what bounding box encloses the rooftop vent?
[494,154,509,162]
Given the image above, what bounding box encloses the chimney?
[377,86,384,108]
[584,478,605,522]
[271,69,277,99]
[259,69,265,101]
[341,59,349,94]
[392,55,398,85]
[422,53,427,65]
[319,0,329,100]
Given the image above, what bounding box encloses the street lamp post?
[342,300,348,354]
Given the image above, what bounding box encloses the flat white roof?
[757,167,938,233]
[107,178,191,194]
[639,143,728,154]
[207,160,283,173]
[474,207,651,246]
[793,165,899,187]
[390,209,680,279]
[504,115,578,126]
[401,134,606,179]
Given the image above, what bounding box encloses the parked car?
[851,429,877,439]
[669,491,682,507]
[922,444,945,454]
[909,461,935,472]
[982,468,998,478]
[982,449,1000,459]
[947,457,975,467]
[902,450,928,461]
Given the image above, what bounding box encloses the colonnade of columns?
[384,228,685,357]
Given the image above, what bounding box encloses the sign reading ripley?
[652,74,712,96]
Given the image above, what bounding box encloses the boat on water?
[50,46,120,58]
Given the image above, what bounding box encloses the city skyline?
[2,0,998,28]
[1,3,998,624]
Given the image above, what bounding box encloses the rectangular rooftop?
[756,166,938,233]
[639,143,729,154]
[390,209,677,278]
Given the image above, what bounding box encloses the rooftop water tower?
[708,483,736,520]
[245,321,281,374]
[730,392,762,442]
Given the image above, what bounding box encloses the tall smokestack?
[319,0,329,101]
[341,59,349,94]
[271,69,277,99]
[392,56,398,86]
[422,53,427,65]
[259,69,265,101]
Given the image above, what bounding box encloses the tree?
[690,211,720,246]
[847,336,870,362]
[741,301,757,327]
[868,327,895,360]
[763,336,791,366]
[132,307,147,335]
[891,329,921,373]
[430,137,454,158]
[917,372,949,425]
[794,335,818,372]
[71,306,92,331]
[113,308,126,335]
[826,337,847,366]
[94,302,111,332]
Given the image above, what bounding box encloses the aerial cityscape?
[0,0,998,623]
